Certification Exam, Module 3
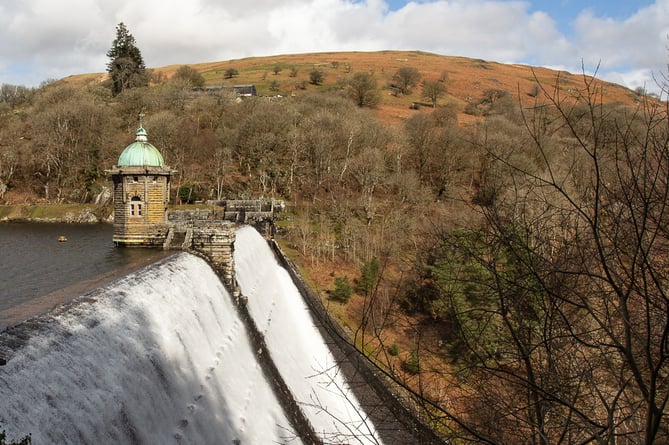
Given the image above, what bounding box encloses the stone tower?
[108,119,173,247]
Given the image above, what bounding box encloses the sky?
[0,0,667,93]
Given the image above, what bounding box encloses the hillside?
[65,50,639,125]
[9,49,669,443]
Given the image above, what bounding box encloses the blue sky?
[0,0,666,93]
[381,0,659,38]
[383,0,655,21]
[529,0,656,32]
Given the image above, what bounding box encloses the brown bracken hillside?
[66,50,639,126]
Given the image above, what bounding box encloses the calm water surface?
[0,223,168,329]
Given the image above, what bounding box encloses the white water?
[0,253,301,445]
[0,226,384,445]
[235,226,382,445]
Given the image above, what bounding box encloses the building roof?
[117,126,165,167]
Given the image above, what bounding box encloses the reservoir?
[0,222,168,330]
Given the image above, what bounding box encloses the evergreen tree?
[106,22,148,96]
[329,276,353,303]
[355,257,380,295]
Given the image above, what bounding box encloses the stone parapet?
[189,221,238,294]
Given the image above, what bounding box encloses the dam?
[0,226,421,445]
[0,117,445,444]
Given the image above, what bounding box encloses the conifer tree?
[106,22,148,96]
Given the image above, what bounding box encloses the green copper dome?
[117,126,165,167]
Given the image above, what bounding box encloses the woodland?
[0,24,668,444]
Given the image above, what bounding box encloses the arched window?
[130,196,143,217]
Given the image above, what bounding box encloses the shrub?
[388,342,399,356]
[178,183,200,204]
[464,101,482,116]
[224,68,239,79]
[403,349,420,375]
[172,65,205,88]
[329,275,353,303]
[309,69,324,85]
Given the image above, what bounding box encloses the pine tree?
[106,22,148,96]
[354,256,380,295]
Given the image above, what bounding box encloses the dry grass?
[66,50,639,127]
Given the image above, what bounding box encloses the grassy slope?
[67,50,638,127]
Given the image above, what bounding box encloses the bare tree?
[31,86,110,201]
[413,71,669,443]
[421,80,446,108]
[0,151,17,200]
[393,67,421,95]
[348,72,380,108]
[172,65,205,88]
[404,113,437,182]
[0,84,33,110]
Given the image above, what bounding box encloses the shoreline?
[0,204,110,224]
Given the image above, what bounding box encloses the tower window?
[130,196,143,217]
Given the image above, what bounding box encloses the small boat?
[58,236,68,242]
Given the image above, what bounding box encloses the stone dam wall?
[268,240,447,445]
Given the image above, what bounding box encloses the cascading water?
[0,226,386,445]
[0,253,302,445]
[234,226,383,445]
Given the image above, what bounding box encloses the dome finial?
[135,112,148,142]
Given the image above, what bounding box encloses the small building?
[192,84,257,97]
[107,121,174,247]
[231,84,257,97]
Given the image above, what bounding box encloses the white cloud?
[0,0,664,93]
[573,2,668,67]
